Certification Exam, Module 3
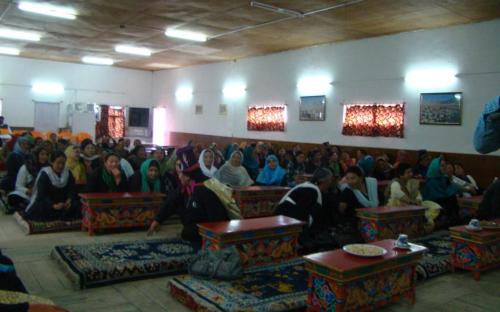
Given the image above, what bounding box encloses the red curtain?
[342,104,404,138]
[95,105,125,139]
[247,105,285,132]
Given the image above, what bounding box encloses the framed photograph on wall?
[299,95,326,121]
[195,104,203,115]
[219,104,227,115]
[419,92,462,125]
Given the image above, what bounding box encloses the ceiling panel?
[0,0,498,70]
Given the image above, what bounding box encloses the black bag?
[188,246,243,281]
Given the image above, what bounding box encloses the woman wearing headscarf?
[256,154,286,186]
[129,159,165,193]
[24,151,80,221]
[338,165,379,216]
[215,151,253,187]
[198,148,217,178]
[65,145,87,192]
[86,153,128,193]
[242,145,260,180]
[423,156,461,226]
[80,139,100,178]
[1,136,31,192]
[7,147,49,211]
[151,148,169,176]
[127,145,148,171]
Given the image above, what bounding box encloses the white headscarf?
[215,151,253,187]
[198,149,217,178]
[26,166,70,213]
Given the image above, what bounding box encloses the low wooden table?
[304,240,427,311]
[198,215,304,268]
[449,219,500,281]
[80,192,165,235]
[457,195,482,219]
[232,186,289,218]
[356,206,426,242]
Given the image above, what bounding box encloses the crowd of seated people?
[0,132,498,250]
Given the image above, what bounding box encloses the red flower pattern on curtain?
[342,104,405,138]
[247,105,286,132]
[95,105,125,139]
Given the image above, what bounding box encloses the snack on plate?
[343,244,387,257]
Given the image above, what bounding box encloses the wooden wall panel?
[169,131,500,188]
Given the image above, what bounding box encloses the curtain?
[247,105,285,132]
[108,107,125,138]
[342,104,404,138]
[95,105,109,138]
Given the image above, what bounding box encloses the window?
[247,105,286,132]
[342,103,405,138]
[108,106,125,138]
[129,107,149,127]
[0,98,3,116]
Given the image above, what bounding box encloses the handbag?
[188,246,243,281]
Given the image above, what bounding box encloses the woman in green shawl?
[423,156,461,226]
[130,159,166,193]
[86,153,128,192]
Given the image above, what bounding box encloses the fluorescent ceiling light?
[147,63,178,69]
[175,87,193,101]
[165,29,207,42]
[115,45,151,56]
[82,56,114,66]
[0,47,20,55]
[18,1,77,20]
[223,84,246,98]
[405,68,457,88]
[297,76,332,96]
[0,28,41,41]
[32,82,64,94]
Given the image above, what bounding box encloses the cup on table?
[396,234,409,246]
[468,219,480,228]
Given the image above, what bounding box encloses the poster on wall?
[299,95,326,121]
[247,105,286,132]
[419,92,462,125]
[195,104,203,115]
[219,104,227,115]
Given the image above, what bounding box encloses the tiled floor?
[1,211,499,311]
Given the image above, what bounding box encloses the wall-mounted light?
[223,83,246,99]
[297,76,332,96]
[0,47,20,55]
[405,68,457,88]
[82,56,114,66]
[165,28,207,42]
[32,82,64,94]
[18,1,77,20]
[175,87,193,101]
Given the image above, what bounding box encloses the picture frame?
[218,104,227,115]
[195,104,203,115]
[299,95,326,121]
[419,92,462,125]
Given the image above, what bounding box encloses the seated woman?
[477,179,500,220]
[423,157,461,226]
[80,139,100,178]
[24,151,81,221]
[129,159,166,193]
[274,168,335,252]
[8,147,49,211]
[336,166,378,246]
[387,163,441,229]
[256,155,286,186]
[149,163,229,245]
[65,145,87,193]
[215,151,253,187]
[87,153,128,192]
[327,151,344,178]
[198,148,217,178]
[453,163,481,195]
[127,145,147,171]
[1,136,31,193]
[373,156,394,181]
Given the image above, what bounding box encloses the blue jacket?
[474,96,500,154]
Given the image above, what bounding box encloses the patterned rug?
[169,258,308,312]
[52,238,198,289]
[14,211,81,234]
[411,230,452,281]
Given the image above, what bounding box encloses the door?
[34,101,60,132]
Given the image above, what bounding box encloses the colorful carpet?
[52,238,198,289]
[13,211,81,234]
[411,230,452,281]
[169,258,307,312]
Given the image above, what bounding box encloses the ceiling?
[0,0,499,71]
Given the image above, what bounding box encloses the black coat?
[86,167,129,193]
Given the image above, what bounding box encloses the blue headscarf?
[256,155,286,186]
[13,136,30,156]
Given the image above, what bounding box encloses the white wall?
[152,19,500,156]
[0,56,153,129]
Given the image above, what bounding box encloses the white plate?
[465,225,482,231]
[343,244,388,257]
